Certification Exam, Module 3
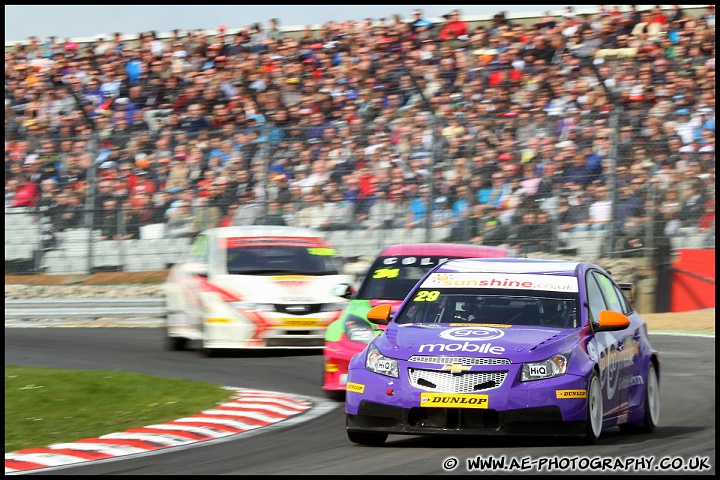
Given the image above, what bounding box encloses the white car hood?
[212,274,354,303]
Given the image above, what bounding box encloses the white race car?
[164,226,355,355]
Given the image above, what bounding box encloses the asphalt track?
[4,327,715,475]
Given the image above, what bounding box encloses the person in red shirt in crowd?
[217,203,239,227]
[649,5,668,26]
[98,161,119,182]
[129,169,157,208]
[196,169,218,196]
[117,162,138,191]
[357,164,378,199]
[438,10,468,42]
[698,199,715,232]
[131,191,161,227]
[11,174,39,208]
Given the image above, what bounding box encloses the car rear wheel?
[620,362,659,434]
[348,430,388,446]
[584,371,603,444]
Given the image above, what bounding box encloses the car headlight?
[344,314,375,344]
[365,344,398,378]
[230,302,275,312]
[520,351,570,382]
[320,302,347,312]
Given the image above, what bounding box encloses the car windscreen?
[394,289,580,329]
[356,255,457,301]
[226,245,342,275]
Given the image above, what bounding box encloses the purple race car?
[345,258,660,445]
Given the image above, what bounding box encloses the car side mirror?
[594,310,631,332]
[186,263,208,277]
[367,304,392,325]
[332,283,355,299]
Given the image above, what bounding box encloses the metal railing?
[5,298,166,319]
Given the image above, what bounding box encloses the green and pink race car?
[345,258,660,445]
[322,243,513,399]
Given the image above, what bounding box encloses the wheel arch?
[649,354,660,386]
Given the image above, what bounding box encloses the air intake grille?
[408,356,510,366]
[274,304,322,314]
[408,369,507,393]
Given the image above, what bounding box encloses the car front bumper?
[345,368,590,436]
[347,401,585,436]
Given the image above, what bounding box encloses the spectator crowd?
[4,5,716,259]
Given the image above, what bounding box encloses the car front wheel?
[201,346,218,358]
[584,371,603,444]
[165,333,188,351]
[164,324,187,351]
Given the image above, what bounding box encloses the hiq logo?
[439,327,505,342]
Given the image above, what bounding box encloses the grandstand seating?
[40,250,88,274]
[560,230,608,259]
[4,219,713,275]
[5,213,41,264]
[92,239,123,269]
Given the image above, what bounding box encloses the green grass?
[4,366,236,453]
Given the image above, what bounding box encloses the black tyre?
[164,324,188,351]
[201,346,217,358]
[584,371,603,444]
[348,430,388,446]
[166,336,188,351]
[324,389,346,402]
[620,362,659,434]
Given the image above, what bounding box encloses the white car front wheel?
[584,371,603,444]
[642,362,660,432]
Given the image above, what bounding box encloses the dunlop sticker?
[420,393,489,408]
[556,389,587,399]
[279,318,322,328]
[205,318,231,324]
[346,382,365,393]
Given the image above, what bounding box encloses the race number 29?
[413,290,440,302]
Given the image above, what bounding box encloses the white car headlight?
[230,302,275,312]
[320,302,348,312]
[344,315,375,344]
[520,351,570,382]
[365,344,398,378]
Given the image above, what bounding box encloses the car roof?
[437,257,584,277]
[379,243,512,258]
[204,226,329,239]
